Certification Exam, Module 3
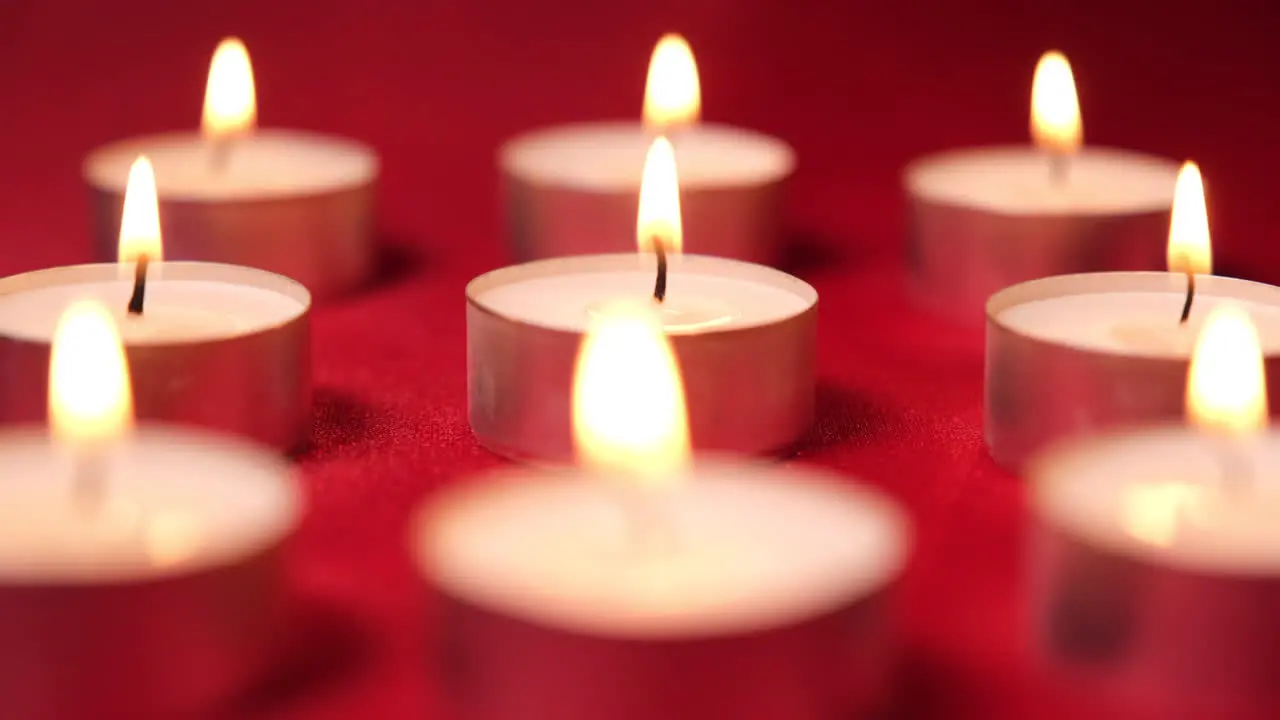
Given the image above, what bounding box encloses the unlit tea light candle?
[83,38,378,300]
[906,50,1178,321]
[471,138,815,462]
[984,162,1280,471]
[0,158,310,451]
[424,305,907,720]
[500,34,794,264]
[1030,308,1280,717]
[0,302,300,719]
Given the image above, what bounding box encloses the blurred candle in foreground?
[0,300,300,718]
[418,302,909,720]
[1030,305,1280,717]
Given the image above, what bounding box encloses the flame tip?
[643,33,701,130]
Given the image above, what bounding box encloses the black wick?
[653,238,668,303]
[1179,272,1195,325]
[127,255,150,315]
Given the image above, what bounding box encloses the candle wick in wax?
[653,238,668,303]
[1179,273,1196,325]
[1049,152,1070,185]
[127,255,150,316]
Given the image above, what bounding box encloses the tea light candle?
[82,38,378,301]
[1030,308,1280,717]
[422,305,908,720]
[0,158,310,451]
[471,139,815,462]
[906,50,1178,322]
[984,163,1280,471]
[0,302,301,719]
[500,34,794,264]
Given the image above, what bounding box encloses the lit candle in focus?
[0,153,311,451]
[985,161,1280,471]
[470,136,816,462]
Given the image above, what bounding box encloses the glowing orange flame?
[48,301,134,446]
[1031,50,1082,154]
[572,301,690,483]
[643,34,701,131]
[202,37,257,139]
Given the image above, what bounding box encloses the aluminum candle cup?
[984,272,1280,472]
[906,147,1178,323]
[415,462,909,720]
[500,123,794,264]
[84,130,378,301]
[466,254,816,462]
[0,425,300,719]
[0,262,310,452]
[1030,428,1280,717]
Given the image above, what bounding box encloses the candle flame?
[202,37,257,139]
[572,301,691,482]
[1187,304,1267,434]
[636,136,682,255]
[1167,161,1212,275]
[118,156,163,277]
[643,34,700,132]
[1030,50,1082,154]
[48,301,134,447]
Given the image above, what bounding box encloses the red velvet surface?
[3,1,1280,717]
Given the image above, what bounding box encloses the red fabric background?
[2,1,1280,717]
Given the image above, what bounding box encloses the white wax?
[419,462,907,637]
[474,256,811,334]
[0,277,305,344]
[500,122,794,191]
[0,426,298,582]
[997,286,1280,358]
[907,146,1177,215]
[83,129,378,201]
[1035,428,1280,574]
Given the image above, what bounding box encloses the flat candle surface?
[420,463,907,637]
[84,129,378,200]
[501,121,794,190]
[0,278,305,344]
[907,146,1177,216]
[1036,429,1280,574]
[0,426,298,582]
[475,263,810,334]
[997,289,1280,357]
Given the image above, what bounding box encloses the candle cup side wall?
[430,585,897,720]
[983,273,1280,473]
[0,545,291,718]
[0,264,311,453]
[907,195,1169,325]
[89,183,377,302]
[503,173,785,265]
[1029,518,1280,717]
[466,297,815,463]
